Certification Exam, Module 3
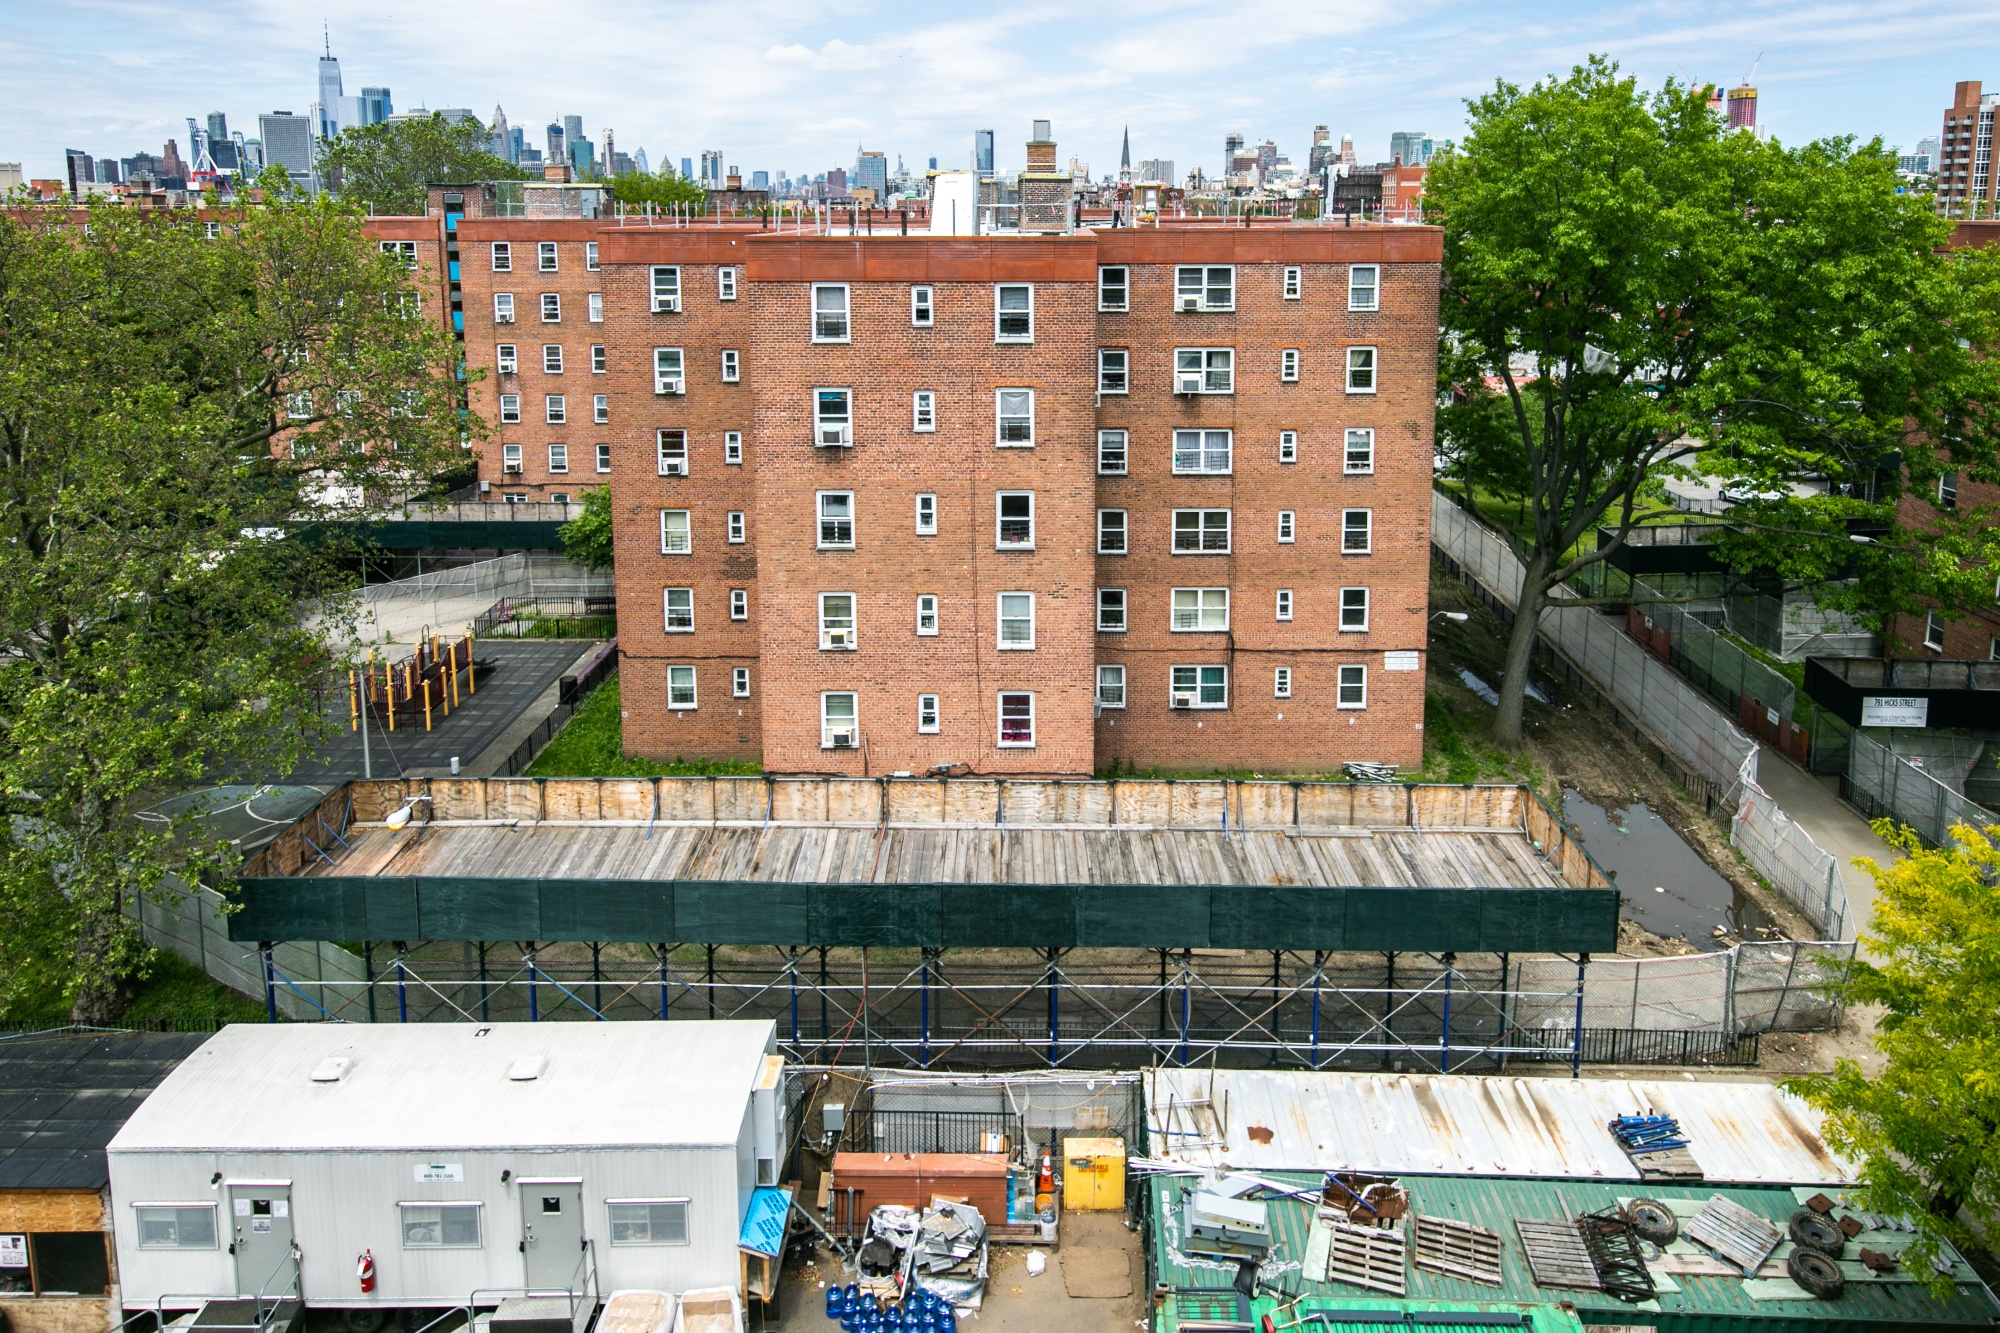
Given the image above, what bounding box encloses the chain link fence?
[1846,728,1995,849]
[1511,940,1851,1036]
[310,552,614,645]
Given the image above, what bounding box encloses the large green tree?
[1788,822,2000,1297]
[0,174,469,1021]
[558,485,615,572]
[1428,58,2000,741]
[318,114,525,215]
[607,170,707,214]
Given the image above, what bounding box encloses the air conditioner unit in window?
[654,297,680,313]
[503,462,524,474]
[656,378,684,396]
[660,459,686,476]
[824,629,854,650]
[1171,691,1197,709]
[825,729,856,749]
[1179,295,1201,313]
[496,312,515,324]
[817,426,852,448]
[1176,373,1204,395]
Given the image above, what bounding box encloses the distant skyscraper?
[564,115,584,148]
[928,156,937,171]
[357,88,392,126]
[975,129,995,174]
[1309,125,1333,176]
[547,123,566,165]
[1389,131,1433,167]
[751,170,770,190]
[700,150,723,187]
[1726,86,1758,132]
[64,150,94,196]
[1138,158,1174,185]
[634,147,650,175]
[828,166,848,196]
[854,149,887,198]
[1224,132,1244,177]
[207,112,229,144]
[491,106,514,162]
[317,32,343,139]
[681,157,693,180]
[259,111,316,189]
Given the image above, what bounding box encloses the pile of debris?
[1608,1113,1702,1181]
[854,1199,990,1312]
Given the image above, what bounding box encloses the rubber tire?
[1627,1198,1679,1245]
[346,1311,388,1333]
[1790,1208,1847,1258]
[1787,1246,1845,1300]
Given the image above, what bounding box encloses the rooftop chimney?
[543,161,574,183]
[1025,120,1057,173]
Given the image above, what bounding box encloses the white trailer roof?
[109,1021,775,1154]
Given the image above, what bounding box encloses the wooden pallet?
[1683,1195,1781,1277]
[1323,1222,1407,1296]
[1515,1219,1602,1291]
[1630,1146,1704,1181]
[1413,1215,1504,1286]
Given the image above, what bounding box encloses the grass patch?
[526,678,762,778]
[520,615,617,640]
[2,947,268,1028]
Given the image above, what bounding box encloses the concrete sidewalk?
[1753,742,1900,949]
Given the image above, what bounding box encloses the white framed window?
[1097,665,1127,709]
[604,1192,692,1248]
[815,388,852,446]
[596,443,611,473]
[667,665,698,710]
[656,429,688,476]
[819,593,857,650]
[494,292,516,322]
[1348,264,1379,311]
[996,389,1034,446]
[1098,348,1129,395]
[1278,510,1295,543]
[1276,589,1293,621]
[1346,346,1377,393]
[543,344,564,374]
[915,493,937,535]
[997,691,1036,746]
[545,395,566,424]
[491,242,512,272]
[1098,509,1128,554]
[995,284,1034,342]
[997,592,1035,649]
[812,283,850,341]
[538,241,558,272]
[821,692,858,748]
[663,587,694,632]
[502,442,523,472]
[1098,265,1129,311]
[585,241,599,271]
[1274,667,1293,698]
[588,292,604,323]
[1175,265,1235,312]
[548,443,569,473]
[1342,509,1373,553]
[1281,348,1300,382]
[540,293,561,322]
[653,347,684,394]
[498,393,520,424]
[593,394,608,424]
[659,509,690,553]
[1171,665,1228,709]
[1338,663,1368,708]
[724,432,743,464]
[916,594,939,635]
[1279,430,1298,463]
[1097,588,1127,632]
[727,510,746,543]
[1991,636,2000,662]
[1174,347,1234,394]
[1341,587,1369,631]
[1925,609,1946,651]
[733,667,750,697]
[911,286,934,326]
[1344,428,1375,474]
[549,493,570,505]
[1173,429,1232,475]
[1172,509,1232,553]
[591,344,607,373]
[1098,430,1128,475]
[497,343,518,374]
[1283,266,1302,299]
[1172,588,1230,632]
[996,492,1034,549]
[1939,472,1959,508]
[918,694,940,733]
[721,349,740,382]
[913,391,936,432]
[650,266,681,312]
[135,1204,219,1249]
[730,588,749,620]
[817,491,855,548]
[718,267,738,300]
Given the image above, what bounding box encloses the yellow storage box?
[1062,1136,1127,1211]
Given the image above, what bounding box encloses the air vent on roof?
[508,1055,548,1081]
[310,1055,354,1083]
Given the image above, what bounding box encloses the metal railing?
[501,649,620,777]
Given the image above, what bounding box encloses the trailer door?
[519,1180,585,1293]
[228,1183,294,1298]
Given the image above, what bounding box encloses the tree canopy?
[0,173,470,1020]
[607,170,707,214]
[559,485,615,572]
[1428,57,2000,740]
[1787,822,2000,1297]
[319,114,526,215]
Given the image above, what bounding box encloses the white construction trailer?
[106,1022,785,1325]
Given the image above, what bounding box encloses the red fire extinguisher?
[357,1249,377,1294]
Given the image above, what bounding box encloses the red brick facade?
[367,207,1441,775]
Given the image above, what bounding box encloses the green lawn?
[2,947,267,1028]
[525,677,762,777]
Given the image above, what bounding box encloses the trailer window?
[134,1204,218,1249]
[608,1199,689,1245]
[400,1203,483,1248]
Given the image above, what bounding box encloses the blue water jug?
[939,1306,956,1333]
[826,1285,846,1320]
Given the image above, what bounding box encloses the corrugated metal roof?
[1144,1070,1853,1187]
[1146,1172,2000,1329]
[108,1021,774,1154]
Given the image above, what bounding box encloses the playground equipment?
[348,631,477,733]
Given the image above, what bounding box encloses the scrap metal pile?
[851,1200,990,1314]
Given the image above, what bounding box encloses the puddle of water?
[1561,789,1776,946]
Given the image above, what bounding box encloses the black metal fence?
[1516,1027,1761,1068]
[863,1108,1027,1154]
[500,643,620,777]
[474,596,617,640]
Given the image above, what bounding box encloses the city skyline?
[9,1,1998,185]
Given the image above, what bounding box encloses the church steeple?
[1120,126,1131,170]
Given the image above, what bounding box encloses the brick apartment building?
[1939,81,2000,215]
[366,174,1441,777]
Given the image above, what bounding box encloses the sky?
[7,0,2000,182]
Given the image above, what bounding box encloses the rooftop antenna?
[323,21,331,56]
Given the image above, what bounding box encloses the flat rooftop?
[0,1030,207,1189]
